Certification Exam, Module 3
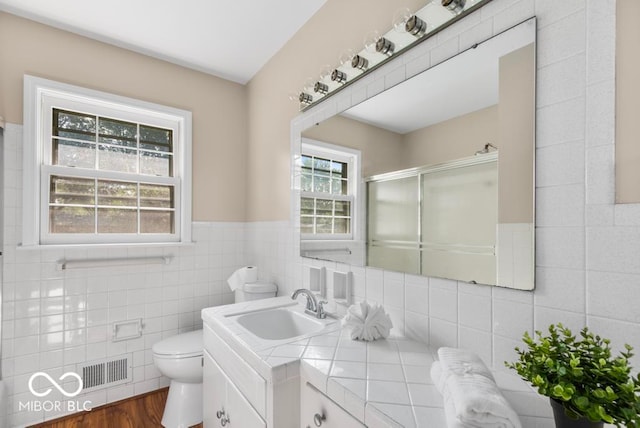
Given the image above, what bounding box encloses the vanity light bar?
[294,0,493,111]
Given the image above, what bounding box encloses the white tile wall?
[2,124,246,426]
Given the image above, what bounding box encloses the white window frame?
[300,138,360,241]
[23,75,192,246]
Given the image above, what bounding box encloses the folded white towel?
[341,301,393,341]
[437,347,495,381]
[443,370,521,428]
[431,351,521,428]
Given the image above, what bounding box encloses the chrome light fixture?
[406,15,427,37]
[293,0,493,111]
[314,81,329,95]
[351,54,369,71]
[376,37,395,56]
[331,69,348,84]
[299,92,313,105]
[442,0,466,14]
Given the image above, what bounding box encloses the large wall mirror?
[298,17,536,290]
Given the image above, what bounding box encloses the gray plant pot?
[550,398,604,428]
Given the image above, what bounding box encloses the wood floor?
[29,387,203,428]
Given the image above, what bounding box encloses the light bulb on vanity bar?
[442,0,466,14]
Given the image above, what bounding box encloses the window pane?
[54,109,96,138]
[140,151,172,177]
[331,178,348,195]
[50,206,95,233]
[334,218,350,234]
[316,199,333,216]
[50,176,95,205]
[53,139,96,168]
[301,197,314,215]
[98,181,137,207]
[98,145,137,173]
[301,173,313,192]
[331,161,347,177]
[314,176,330,193]
[335,200,351,217]
[301,155,313,169]
[140,184,173,208]
[98,117,136,140]
[314,157,331,173]
[301,216,314,234]
[97,208,137,233]
[316,217,333,233]
[140,125,172,152]
[140,210,174,233]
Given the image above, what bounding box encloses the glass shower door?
[421,160,498,284]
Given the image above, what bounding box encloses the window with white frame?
[23,76,192,245]
[300,140,358,240]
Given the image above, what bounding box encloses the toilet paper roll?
[227,266,258,291]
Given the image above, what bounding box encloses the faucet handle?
[316,301,328,319]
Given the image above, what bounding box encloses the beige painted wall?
[246,0,426,221]
[402,105,498,167]
[304,105,498,177]
[0,12,247,221]
[302,115,404,177]
[615,0,640,203]
[497,43,535,223]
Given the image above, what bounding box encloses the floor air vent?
[77,354,132,391]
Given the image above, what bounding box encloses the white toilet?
[234,281,278,302]
[153,281,276,427]
[152,329,203,428]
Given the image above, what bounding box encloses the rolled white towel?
[437,347,495,386]
[442,371,521,428]
[341,301,393,341]
[431,351,521,428]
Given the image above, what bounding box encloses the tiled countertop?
[202,297,554,427]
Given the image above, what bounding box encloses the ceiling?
[0,0,327,84]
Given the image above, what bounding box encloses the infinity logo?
[28,372,83,398]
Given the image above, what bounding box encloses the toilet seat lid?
[152,330,203,358]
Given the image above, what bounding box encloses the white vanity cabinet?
[203,350,266,428]
[300,380,365,428]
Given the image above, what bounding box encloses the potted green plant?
[505,323,640,428]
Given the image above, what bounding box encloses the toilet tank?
[235,281,278,302]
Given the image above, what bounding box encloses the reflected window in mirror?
[300,140,360,240]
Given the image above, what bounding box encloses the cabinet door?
[203,351,226,427]
[301,381,365,428]
[225,368,267,428]
[203,350,266,428]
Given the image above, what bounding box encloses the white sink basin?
[234,307,327,340]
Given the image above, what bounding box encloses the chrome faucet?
[291,288,327,319]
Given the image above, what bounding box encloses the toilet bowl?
[152,329,203,428]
